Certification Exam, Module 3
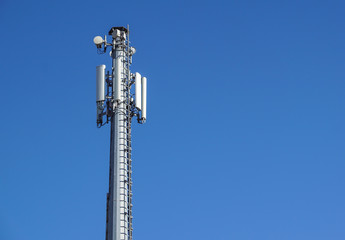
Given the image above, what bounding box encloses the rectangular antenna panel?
[96,65,106,102]
[141,77,147,120]
[114,51,122,101]
[135,72,142,110]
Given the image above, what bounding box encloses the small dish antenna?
[93,36,104,48]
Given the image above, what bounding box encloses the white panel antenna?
[96,65,106,102]
[135,72,142,110]
[114,51,122,101]
[141,77,147,121]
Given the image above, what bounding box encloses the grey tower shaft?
[106,31,133,240]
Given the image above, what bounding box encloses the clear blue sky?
[1,0,344,239]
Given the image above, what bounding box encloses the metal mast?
[93,26,147,240]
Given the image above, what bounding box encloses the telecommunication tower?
[93,26,147,240]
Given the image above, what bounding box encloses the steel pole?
[106,33,130,240]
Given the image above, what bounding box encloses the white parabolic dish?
[93,36,104,45]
